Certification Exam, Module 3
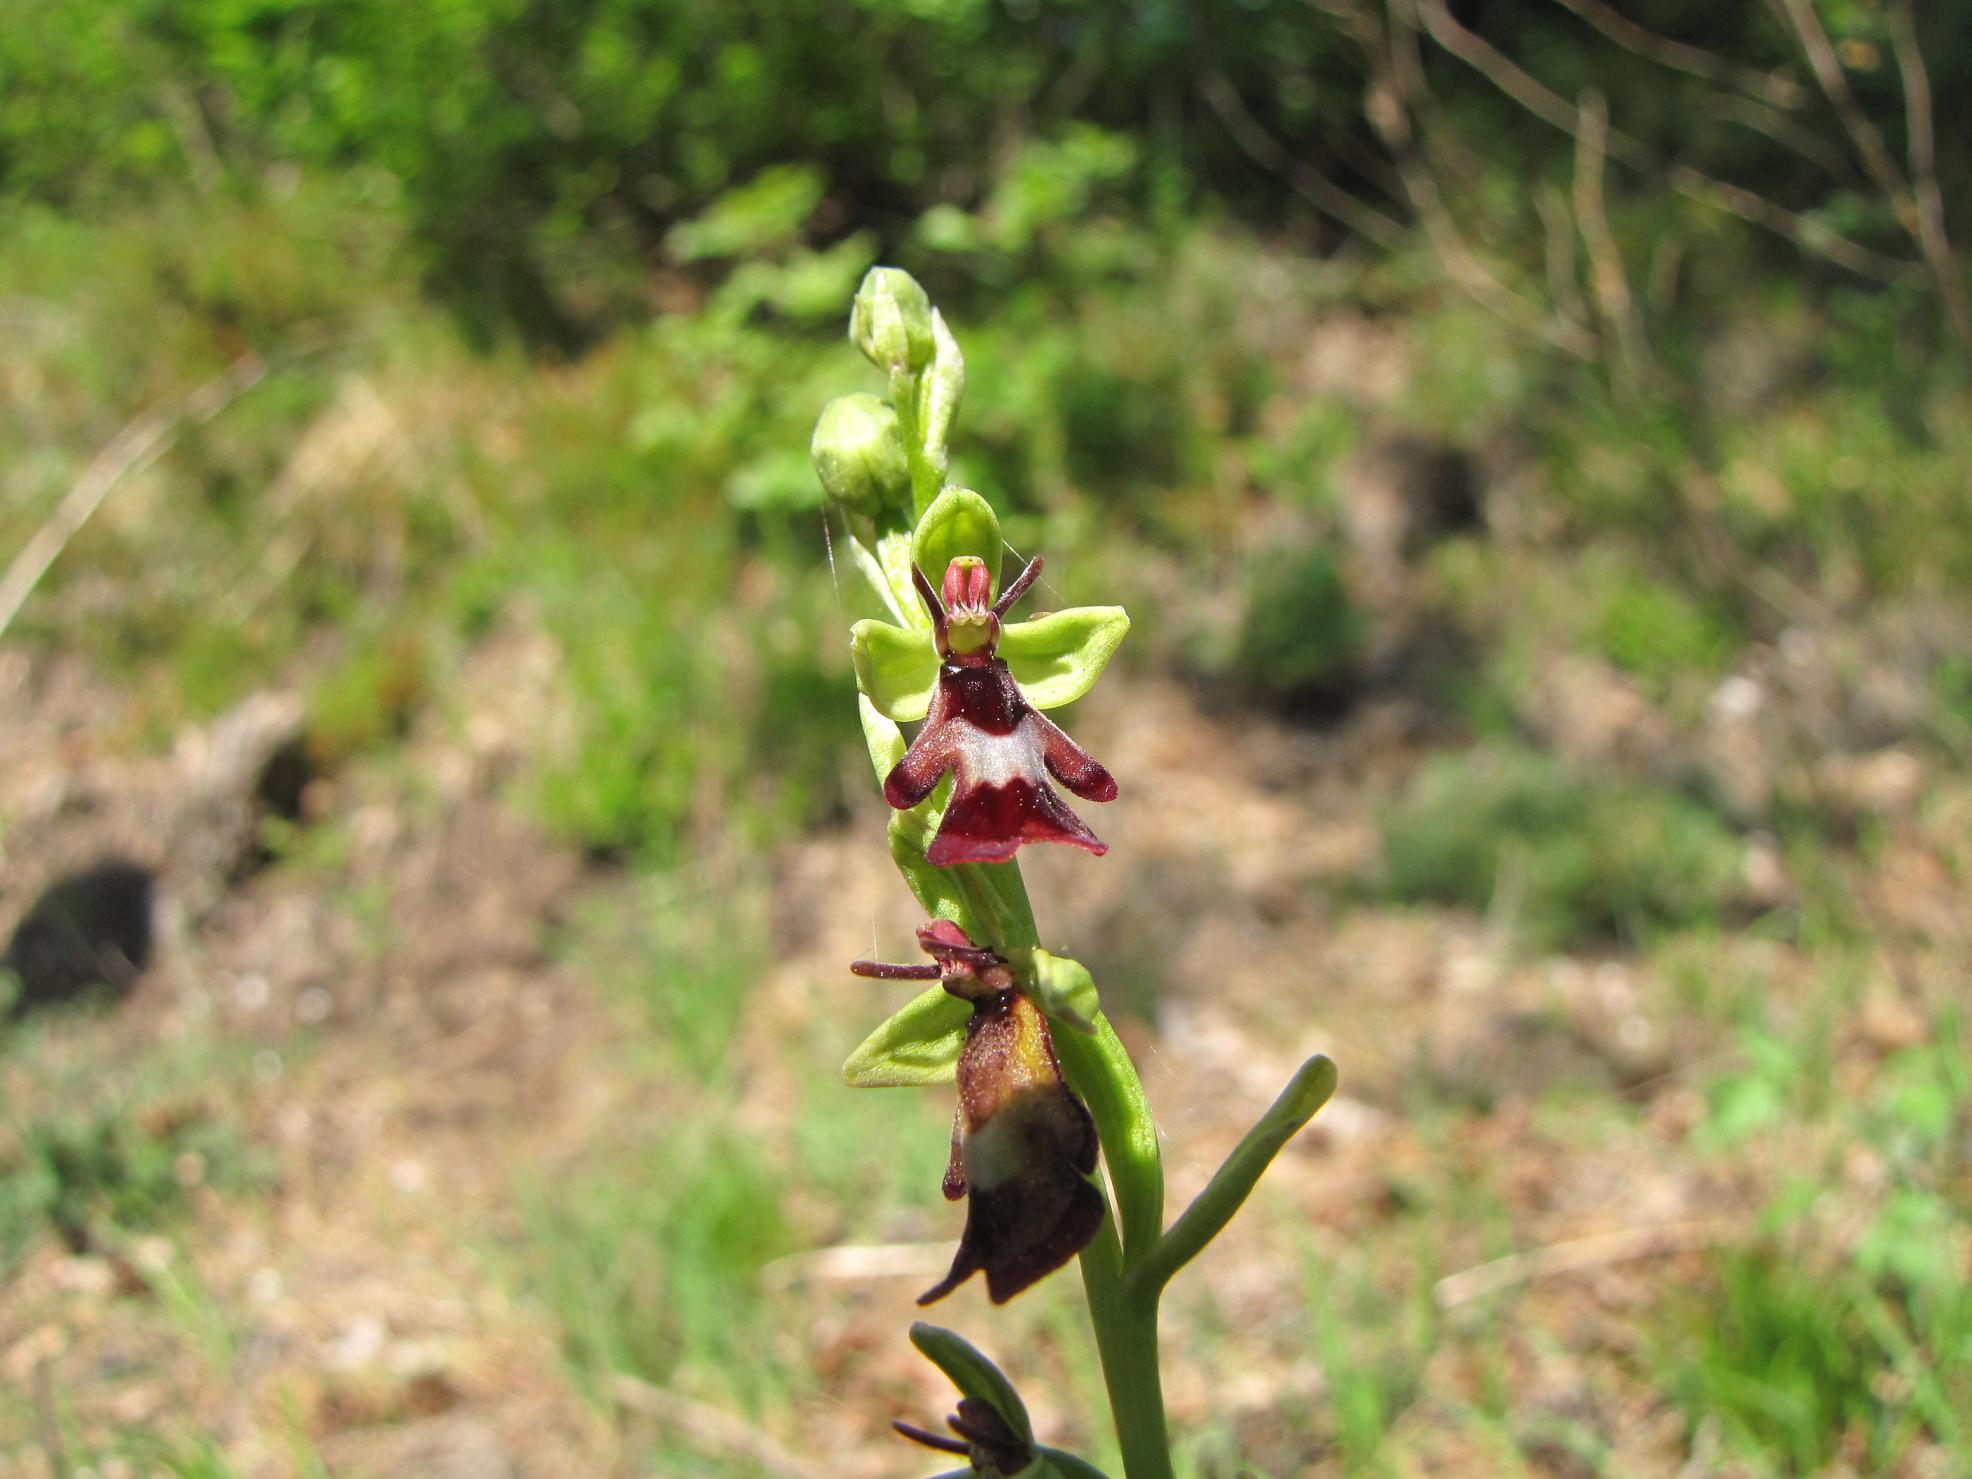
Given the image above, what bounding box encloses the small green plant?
[0,1100,260,1270]
[524,1133,795,1408]
[1380,744,1744,951]
[810,268,1335,1475]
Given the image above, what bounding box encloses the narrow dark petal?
[849,958,943,980]
[892,1421,972,1456]
[912,562,946,625]
[992,554,1043,618]
[884,706,957,809]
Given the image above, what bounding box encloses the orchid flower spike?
[851,921,1103,1304]
[884,555,1117,867]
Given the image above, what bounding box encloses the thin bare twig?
[1402,157,1600,358]
[1666,166,1917,283]
[1545,0,1808,111]
[1707,92,1856,181]
[1574,88,1651,393]
[1416,0,1649,168]
[1434,1218,1737,1308]
[1887,0,1972,349]
[1199,70,1407,249]
[0,354,268,641]
[1769,0,1907,207]
[1367,0,1600,359]
[1412,0,1924,286]
[1536,184,1591,332]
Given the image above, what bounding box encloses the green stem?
[1082,1283,1173,1479]
[1054,1015,1163,1263]
[866,500,1174,1474]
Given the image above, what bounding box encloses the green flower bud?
[810,393,910,517]
[850,267,935,375]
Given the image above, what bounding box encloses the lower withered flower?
[894,1396,1032,1476]
[884,556,1117,866]
[853,921,1104,1304]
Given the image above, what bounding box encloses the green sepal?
[858,693,906,784]
[851,619,938,722]
[913,487,1002,599]
[908,1322,1034,1445]
[1011,948,1100,1034]
[1000,606,1131,711]
[842,982,969,1087]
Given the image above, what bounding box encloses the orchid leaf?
[842,982,969,1087]
[908,1323,1034,1444]
[851,618,938,722]
[914,487,1002,598]
[1127,1054,1338,1298]
[1000,606,1130,710]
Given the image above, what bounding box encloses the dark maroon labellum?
[852,920,1105,1305]
[883,555,1118,867]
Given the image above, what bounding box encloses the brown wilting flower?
[893,1396,1032,1475]
[883,556,1117,867]
[852,920,1104,1304]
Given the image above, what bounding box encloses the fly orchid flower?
[893,1396,1032,1475]
[879,554,1117,867]
[853,920,1103,1305]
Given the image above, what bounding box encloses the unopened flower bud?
[851,267,935,376]
[811,393,910,517]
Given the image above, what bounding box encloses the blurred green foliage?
[1380,745,1744,950]
[7,7,1972,1470]
[0,1096,262,1271]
